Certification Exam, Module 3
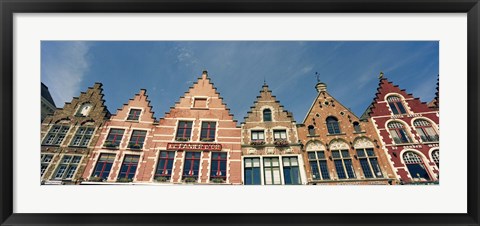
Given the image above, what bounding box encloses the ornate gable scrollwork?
[306,141,325,151]
[329,140,349,150]
[353,137,374,149]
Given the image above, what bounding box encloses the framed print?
[1,0,479,225]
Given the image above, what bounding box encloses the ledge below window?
[326,133,346,136]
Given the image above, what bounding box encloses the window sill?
[326,133,346,136]
[307,135,320,137]
[353,131,366,134]
[103,146,119,150]
[125,119,139,122]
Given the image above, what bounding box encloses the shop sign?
[167,142,222,151]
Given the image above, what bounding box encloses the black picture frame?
[1,1,479,225]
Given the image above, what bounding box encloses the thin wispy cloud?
[42,41,91,107]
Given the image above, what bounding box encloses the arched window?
[413,119,439,142]
[353,122,361,133]
[403,151,431,181]
[263,109,272,122]
[308,125,315,136]
[387,95,407,115]
[388,121,412,144]
[326,116,341,134]
[432,150,439,168]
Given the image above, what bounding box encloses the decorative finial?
[264,76,266,85]
[379,71,384,79]
[202,70,208,75]
[315,72,320,83]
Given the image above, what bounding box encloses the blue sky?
[41,41,438,123]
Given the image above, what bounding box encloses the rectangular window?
[210,152,227,182]
[92,153,116,180]
[282,157,301,185]
[104,128,125,148]
[332,150,356,179]
[127,109,142,121]
[118,155,140,180]
[41,154,54,177]
[273,130,287,140]
[200,122,216,141]
[308,151,330,180]
[251,131,265,141]
[183,152,201,180]
[54,155,82,180]
[357,148,383,178]
[264,157,281,185]
[244,158,261,185]
[70,126,95,147]
[128,130,147,149]
[155,151,175,180]
[42,125,70,146]
[176,121,193,141]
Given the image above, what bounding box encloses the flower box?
[154,176,169,182]
[183,177,197,183]
[103,141,119,149]
[128,143,143,149]
[88,176,103,182]
[175,137,189,142]
[211,178,225,183]
[274,139,289,147]
[116,178,133,183]
[250,140,265,146]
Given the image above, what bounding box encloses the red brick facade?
[366,77,440,184]
[297,82,397,185]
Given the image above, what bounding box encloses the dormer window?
[387,95,407,115]
[308,125,315,136]
[193,98,207,108]
[353,122,361,133]
[263,109,272,122]
[127,109,142,121]
[326,116,341,134]
[76,103,92,117]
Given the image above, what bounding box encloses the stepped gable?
[427,76,439,109]
[110,89,155,122]
[364,78,432,118]
[243,83,295,123]
[46,82,110,124]
[161,71,238,124]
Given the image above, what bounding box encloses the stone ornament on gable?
[329,140,349,150]
[306,141,325,151]
[353,137,374,149]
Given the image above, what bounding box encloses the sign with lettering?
[167,142,222,151]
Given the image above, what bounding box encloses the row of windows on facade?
[387,119,439,144]
[307,148,439,182]
[42,121,219,149]
[41,147,439,183]
[41,151,229,182]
